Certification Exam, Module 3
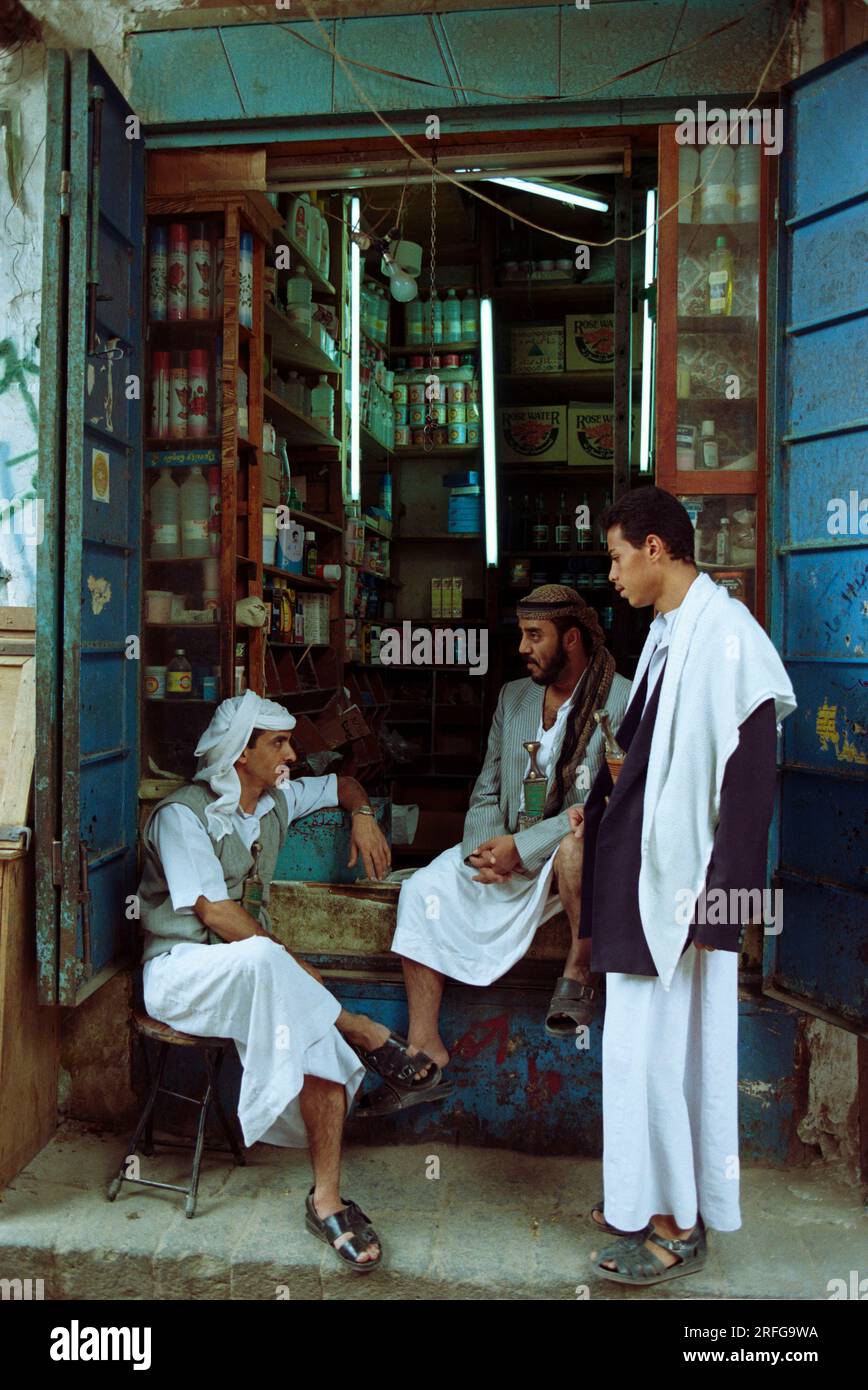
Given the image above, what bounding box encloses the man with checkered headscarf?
[379,586,631,1117]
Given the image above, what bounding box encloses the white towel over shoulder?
[633,572,796,990]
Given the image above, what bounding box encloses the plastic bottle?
[189,222,212,321]
[286,266,312,334]
[284,371,306,414]
[149,226,168,321]
[304,531,318,577]
[288,194,311,259]
[238,232,254,329]
[375,286,388,343]
[167,223,188,321]
[405,298,423,345]
[708,236,733,316]
[310,374,335,435]
[443,287,462,343]
[700,419,719,469]
[150,467,181,559]
[207,466,221,556]
[461,290,479,343]
[317,198,330,279]
[179,464,210,558]
[678,148,700,225]
[186,349,209,438]
[735,146,760,224]
[715,516,731,564]
[699,145,736,224]
[306,196,322,274]
[166,648,193,699]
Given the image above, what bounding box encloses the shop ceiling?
[130,1,791,140]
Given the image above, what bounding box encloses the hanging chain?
[424,139,438,452]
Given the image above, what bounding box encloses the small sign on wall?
[91,449,110,504]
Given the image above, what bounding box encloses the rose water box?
[498,406,568,463]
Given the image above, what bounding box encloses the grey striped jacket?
[461,671,632,874]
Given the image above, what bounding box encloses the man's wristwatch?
[352,803,375,818]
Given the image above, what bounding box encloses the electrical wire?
[290,0,797,251]
[242,0,772,107]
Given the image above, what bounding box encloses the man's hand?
[567,806,585,840]
[468,833,521,883]
[348,814,391,881]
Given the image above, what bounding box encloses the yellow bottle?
[708,235,733,316]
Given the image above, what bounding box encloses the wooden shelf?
[288,507,343,533]
[493,282,615,304]
[390,340,479,355]
[266,641,332,649]
[265,302,340,376]
[362,518,392,539]
[261,565,339,590]
[396,533,480,541]
[501,464,613,476]
[360,424,391,461]
[263,389,340,447]
[497,370,641,393]
[145,437,221,454]
[145,622,220,630]
[393,445,479,458]
[677,315,757,334]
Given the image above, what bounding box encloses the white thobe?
[602,944,741,1233]
[142,773,365,1148]
[392,680,582,985]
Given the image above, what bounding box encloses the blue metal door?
[35,51,144,1005]
[768,43,867,1031]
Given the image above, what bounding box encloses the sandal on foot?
[305,1190,383,1274]
[589,1200,646,1239]
[353,1076,455,1119]
[592,1216,707,1286]
[349,1031,442,1094]
[545,976,600,1037]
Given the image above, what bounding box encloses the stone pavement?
[0,1123,863,1301]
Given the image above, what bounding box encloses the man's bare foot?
[337,1014,442,1082]
[312,1191,380,1264]
[599,1214,693,1271]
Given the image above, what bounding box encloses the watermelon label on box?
[510,324,564,375]
[499,406,567,462]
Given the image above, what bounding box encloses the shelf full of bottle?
[680,493,757,612]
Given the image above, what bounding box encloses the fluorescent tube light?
[349,196,361,502]
[639,189,656,474]
[485,176,608,213]
[480,296,498,568]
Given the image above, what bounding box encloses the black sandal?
[349,1031,442,1094]
[305,1190,383,1274]
[589,1200,646,1238]
[592,1216,707,1286]
[353,1076,455,1118]
[545,976,601,1037]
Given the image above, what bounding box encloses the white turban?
[193,690,297,841]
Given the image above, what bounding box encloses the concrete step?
[1,1124,863,1301]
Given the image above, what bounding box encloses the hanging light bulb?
[382,249,418,302]
[388,268,419,302]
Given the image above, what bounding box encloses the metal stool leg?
[209,1049,247,1166]
[107,1041,170,1201]
[185,1051,216,1219]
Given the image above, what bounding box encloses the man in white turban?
[137,691,424,1272]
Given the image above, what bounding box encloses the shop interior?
[142,129,764,865]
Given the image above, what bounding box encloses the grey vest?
[138,782,290,964]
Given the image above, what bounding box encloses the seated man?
[385,585,631,1113]
[138,690,425,1273]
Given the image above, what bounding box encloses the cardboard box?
[567,404,641,467]
[261,451,282,507]
[565,313,642,372]
[441,577,453,619]
[498,406,568,463]
[431,577,442,619]
[451,577,463,619]
[510,324,564,375]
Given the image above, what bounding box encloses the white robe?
[143,937,365,1148]
[392,685,581,984]
[602,943,741,1234]
[141,772,363,1149]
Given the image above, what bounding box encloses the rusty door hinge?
[59,169,70,218]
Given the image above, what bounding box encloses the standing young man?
[576,488,795,1287]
